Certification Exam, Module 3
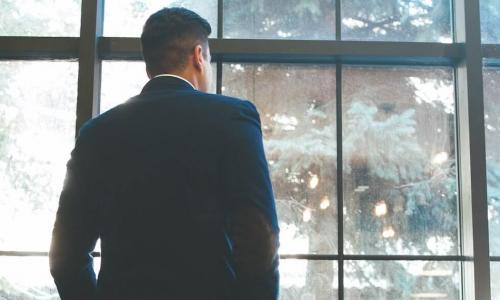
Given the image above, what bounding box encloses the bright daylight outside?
[1,0,500,299]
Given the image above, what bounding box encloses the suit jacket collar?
[141,75,195,95]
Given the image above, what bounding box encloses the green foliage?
[488,160,500,202]
[342,0,451,41]
[224,0,335,39]
[344,101,426,184]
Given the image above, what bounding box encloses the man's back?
[50,76,280,299]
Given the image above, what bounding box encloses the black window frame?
[0,0,498,298]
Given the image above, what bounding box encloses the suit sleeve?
[221,100,280,300]
[49,125,99,300]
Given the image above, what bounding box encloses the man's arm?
[49,127,99,300]
[222,100,280,300]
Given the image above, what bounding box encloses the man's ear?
[193,44,204,71]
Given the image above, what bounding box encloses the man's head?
[141,7,212,92]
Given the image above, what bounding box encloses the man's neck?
[153,73,197,90]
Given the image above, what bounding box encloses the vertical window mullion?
[335,0,341,41]
[336,62,343,299]
[336,1,343,296]
[216,0,223,94]
[454,0,491,298]
[76,0,104,135]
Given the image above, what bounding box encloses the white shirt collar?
[153,74,196,90]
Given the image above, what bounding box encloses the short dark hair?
[141,7,211,76]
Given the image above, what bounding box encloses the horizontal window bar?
[0,251,469,261]
[4,38,498,63]
[0,251,48,257]
[0,37,79,60]
[100,37,464,65]
[280,254,338,260]
[0,251,102,257]
[281,254,469,261]
[210,39,464,65]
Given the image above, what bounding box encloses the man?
[49,7,279,300]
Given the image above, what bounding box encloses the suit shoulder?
[195,93,261,135]
[196,92,258,115]
[77,103,126,141]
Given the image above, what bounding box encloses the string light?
[374,201,388,217]
[432,152,448,165]
[309,174,319,189]
[303,208,312,222]
[382,225,395,238]
[320,196,330,210]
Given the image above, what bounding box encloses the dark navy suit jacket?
[49,76,280,300]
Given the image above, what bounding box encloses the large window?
[98,64,462,298]
[1,0,498,299]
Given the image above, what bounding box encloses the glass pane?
[0,0,81,36]
[484,67,500,255]
[101,61,217,113]
[223,0,336,39]
[0,61,77,251]
[223,64,337,255]
[341,0,452,42]
[101,61,149,113]
[0,257,59,300]
[481,0,500,44]
[492,262,500,299]
[0,256,100,300]
[280,259,338,300]
[104,0,217,37]
[94,257,101,275]
[345,260,460,299]
[343,66,458,255]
